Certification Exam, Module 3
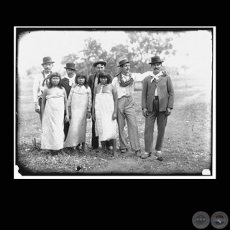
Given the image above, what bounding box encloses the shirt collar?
[150,71,163,82]
[65,75,75,86]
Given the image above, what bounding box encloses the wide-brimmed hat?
[117,57,129,67]
[149,56,164,64]
[41,56,55,65]
[64,62,76,70]
[93,59,107,67]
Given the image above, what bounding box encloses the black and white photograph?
[14,26,215,179]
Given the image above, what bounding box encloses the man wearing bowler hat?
[61,62,77,141]
[112,57,153,156]
[141,56,174,160]
[33,56,55,124]
[88,59,113,150]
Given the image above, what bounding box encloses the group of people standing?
[33,55,174,161]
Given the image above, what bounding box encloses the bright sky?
[17,30,129,76]
[16,28,214,78]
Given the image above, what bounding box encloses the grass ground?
[15,74,213,177]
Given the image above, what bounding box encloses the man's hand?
[92,112,96,121]
[165,108,172,116]
[35,103,40,113]
[86,111,91,119]
[112,111,117,120]
[65,114,69,123]
[162,70,168,75]
[142,108,148,117]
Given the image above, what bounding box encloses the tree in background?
[27,32,178,79]
[126,31,177,73]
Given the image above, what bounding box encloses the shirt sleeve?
[111,77,117,89]
[132,71,152,82]
[33,74,40,103]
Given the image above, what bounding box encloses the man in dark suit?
[141,56,174,160]
[61,63,77,141]
[88,59,112,150]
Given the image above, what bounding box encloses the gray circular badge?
[192,211,210,229]
[211,211,229,229]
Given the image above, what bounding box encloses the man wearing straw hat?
[33,56,55,124]
[141,56,174,161]
[111,57,153,156]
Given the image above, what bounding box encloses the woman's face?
[51,76,60,86]
[77,76,85,85]
[100,77,107,85]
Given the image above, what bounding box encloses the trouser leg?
[117,97,128,150]
[144,111,156,153]
[92,119,99,148]
[38,98,42,126]
[155,112,167,151]
[124,97,140,151]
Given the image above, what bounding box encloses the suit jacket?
[88,74,97,101]
[141,73,174,112]
[61,78,72,98]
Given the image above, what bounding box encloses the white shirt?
[150,71,164,96]
[112,71,152,99]
[64,74,76,86]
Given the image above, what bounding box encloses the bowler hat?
[64,63,76,70]
[41,56,55,65]
[93,59,107,67]
[117,57,129,67]
[149,56,164,64]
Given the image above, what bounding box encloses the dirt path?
[16,79,213,177]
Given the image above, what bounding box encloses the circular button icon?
[211,211,229,229]
[192,211,210,229]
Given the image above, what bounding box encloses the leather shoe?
[135,150,142,157]
[141,152,151,159]
[120,149,127,153]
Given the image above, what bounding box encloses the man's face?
[96,64,105,73]
[42,63,53,73]
[151,62,162,74]
[121,63,130,75]
[66,68,76,78]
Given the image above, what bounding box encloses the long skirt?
[64,92,88,147]
[95,93,117,141]
[41,95,65,150]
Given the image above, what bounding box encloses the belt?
[154,96,159,100]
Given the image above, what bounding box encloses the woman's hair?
[75,73,89,88]
[47,72,63,89]
[98,70,112,84]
